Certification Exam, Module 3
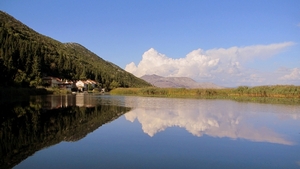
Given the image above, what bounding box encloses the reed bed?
[110,85,300,105]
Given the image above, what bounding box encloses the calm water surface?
[1,94,300,169]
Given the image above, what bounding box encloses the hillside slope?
[0,11,151,89]
[141,74,224,89]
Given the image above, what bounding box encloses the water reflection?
[0,94,131,169]
[123,97,299,145]
[35,93,99,109]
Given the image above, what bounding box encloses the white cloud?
[280,68,300,81]
[125,42,295,86]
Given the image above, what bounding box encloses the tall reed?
[110,85,300,104]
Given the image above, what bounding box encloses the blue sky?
[1,0,300,87]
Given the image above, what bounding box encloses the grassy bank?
[0,87,104,104]
[110,85,300,105]
[0,87,52,102]
[0,86,104,100]
[0,87,51,96]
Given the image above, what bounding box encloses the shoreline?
[110,87,300,105]
[0,87,103,102]
[1,86,300,105]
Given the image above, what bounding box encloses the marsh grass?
[111,87,231,98]
[110,85,300,105]
[232,85,300,97]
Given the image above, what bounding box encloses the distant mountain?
[0,11,151,89]
[141,74,224,89]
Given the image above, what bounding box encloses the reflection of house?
[42,77,63,87]
[42,95,76,109]
[41,94,97,109]
[75,93,97,107]
[75,93,85,107]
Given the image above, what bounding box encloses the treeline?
[0,11,151,89]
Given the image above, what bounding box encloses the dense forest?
[0,11,151,89]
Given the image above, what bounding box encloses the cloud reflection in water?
[124,97,298,145]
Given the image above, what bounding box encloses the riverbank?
[110,85,300,105]
[0,87,104,102]
[0,87,51,96]
[0,87,52,103]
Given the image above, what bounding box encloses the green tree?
[88,84,94,91]
[79,67,87,80]
[109,80,120,90]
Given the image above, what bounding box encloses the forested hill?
[0,11,151,89]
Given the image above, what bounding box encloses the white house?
[76,79,98,91]
[75,80,87,92]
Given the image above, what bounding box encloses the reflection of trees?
[0,100,130,169]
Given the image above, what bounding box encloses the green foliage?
[88,84,94,91]
[0,11,151,88]
[109,80,120,90]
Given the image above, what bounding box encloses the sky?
[1,0,300,87]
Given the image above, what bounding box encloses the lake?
[1,94,300,169]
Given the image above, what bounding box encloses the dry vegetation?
[110,85,300,104]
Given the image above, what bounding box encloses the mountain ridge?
[141,74,224,89]
[0,11,151,89]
